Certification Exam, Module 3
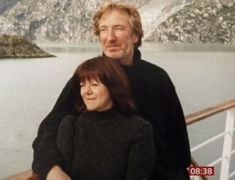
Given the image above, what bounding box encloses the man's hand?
[46,165,71,180]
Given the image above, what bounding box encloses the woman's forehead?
[80,75,101,82]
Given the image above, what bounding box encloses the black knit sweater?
[32,49,191,180]
[57,108,155,180]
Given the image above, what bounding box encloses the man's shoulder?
[136,59,171,82]
[138,59,168,76]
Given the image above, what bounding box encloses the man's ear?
[133,34,138,43]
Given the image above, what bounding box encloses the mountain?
[146,0,235,44]
[0,0,234,44]
[0,34,54,58]
[0,0,22,14]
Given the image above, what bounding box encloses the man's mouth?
[107,44,120,48]
[107,46,121,52]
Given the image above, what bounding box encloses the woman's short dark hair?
[73,56,135,115]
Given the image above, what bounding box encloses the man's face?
[98,10,138,65]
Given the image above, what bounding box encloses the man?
[32,2,191,180]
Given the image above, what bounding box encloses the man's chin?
[104,51,123,60]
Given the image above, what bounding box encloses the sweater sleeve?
[57,115,75,165]
[126,123,155,180]
[32,77,76,179]
[164,74,191,168]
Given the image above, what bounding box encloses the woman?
[57,56,155,180]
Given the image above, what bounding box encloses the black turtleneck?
[57,108,155,180]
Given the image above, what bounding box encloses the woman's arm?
[126,123,156,180]
[57,115,75,165]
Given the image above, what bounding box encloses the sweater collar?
[133,48,141,63]
[80,107,119,121]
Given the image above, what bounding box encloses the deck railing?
[5,99,235,180]
[187,99,235,180]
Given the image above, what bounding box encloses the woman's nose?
[84,85,92,94]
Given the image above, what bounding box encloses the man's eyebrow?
[99,25,107,28]
[114,25,125,28]
[99,24,125,28]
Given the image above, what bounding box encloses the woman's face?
[80,78,113,112]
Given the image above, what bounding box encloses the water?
[0,43,234,179]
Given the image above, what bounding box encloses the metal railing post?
[191,176,202,180]
[220,109,235,180]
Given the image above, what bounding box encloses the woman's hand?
[46,165,71,180]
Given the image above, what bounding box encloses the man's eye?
[115,26,124,30]
[100,28,107,32]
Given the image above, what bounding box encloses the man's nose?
[107,29,116,41]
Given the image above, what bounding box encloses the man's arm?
[164,74,191,168]
[32,77,76,179]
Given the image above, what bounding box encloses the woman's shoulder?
[63,114,77,120]
[124,115,154,143]
[124,115,153,131]
[129,115,150,123]
[59,114,78,129]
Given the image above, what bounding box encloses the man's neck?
[119,48,135,66]
[118,56,133,66]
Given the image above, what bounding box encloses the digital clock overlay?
[189,166,215,176]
